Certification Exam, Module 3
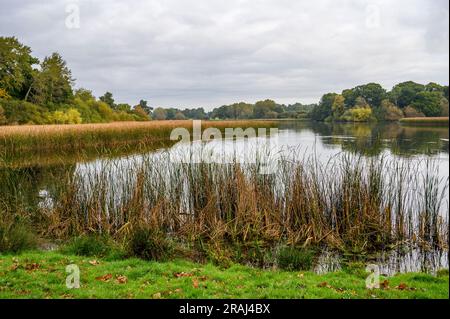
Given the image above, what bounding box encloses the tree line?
[1,37,448,125]
[309,82,449,122]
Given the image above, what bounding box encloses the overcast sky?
[1,0,449,109]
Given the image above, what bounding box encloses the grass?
[0,251,447,299]
[400,117,449,125]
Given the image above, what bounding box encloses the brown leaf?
[116,275,128,284]
[317,282,329,288]
[95,274,113,282]
[192,278,199,289]
[10,263,20,271]
[25,263,40,271]
[380,280,390,290]
[396,283,408,290]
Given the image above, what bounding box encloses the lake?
[1,121,448,274]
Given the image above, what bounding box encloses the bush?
[0,219,37,253]
[61,235,114,257]
[403,105,425,118]
[0,98,49,124]
[341,107,373,122]
[127,227,172,261]
[277,247,315,271]
[380,100,403,121]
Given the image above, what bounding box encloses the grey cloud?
[0,0,448,108]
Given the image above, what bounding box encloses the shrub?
[0,105,6,125]
[127,227,172,261]
[380,100,403,121]
[277,247,315,271]
[61,235,113,257]
[403,105,425,118]
[0,98,49,124]
[0,218,37,253]
[341,107,373,122]
[48,108,82,124]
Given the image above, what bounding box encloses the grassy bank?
[400,117,449,126]
[0,251,448,299]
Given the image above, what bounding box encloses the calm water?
[2,121,449,273]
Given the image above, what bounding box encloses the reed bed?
[400,117,449,125]
[0,120,276,153]
[18,150,447,258]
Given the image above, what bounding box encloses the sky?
[1,0,449,109]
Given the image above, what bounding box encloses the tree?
[411,91,442,117]
[38,53,74,107]
[0,36,39,99]
[153,107,167,120]
[254,99,277,118]
[389,81,425,108]
[332,94,345,117]
[139,99,152,115]
[342,83,386,108]
[309,93,337,121]
[116,103,132,112]
[174,112,186,120]
[133,105,151,120]
[99,92,115,109]
[380,99,403,121]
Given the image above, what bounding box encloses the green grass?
[0,251,448,299]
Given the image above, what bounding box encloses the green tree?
[342,83,386,108]
[412,91,444,117]
[39,53,74,107]
[0,36,39,99]
[99,92,116,109]
[254,99,277,118]
[389,81,425,108]
[310,93,337,121]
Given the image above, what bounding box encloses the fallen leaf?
[89,260,100,266]
[192,278,199,289]
[95,274,113,282]
[396,283,408,290]
[298,273,304,278]
[116,275,128,284]
[317,282,329,288]
[10,263,20,271]
[25,263,40,271]
[380,280,390,290]
[174,288,183,293]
